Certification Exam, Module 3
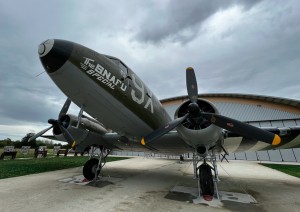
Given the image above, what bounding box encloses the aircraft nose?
[38,39,54,57]
[38,39,73,73]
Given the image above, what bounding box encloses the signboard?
[38,146,47,151]
[4,146,15,152]
[53,146,61,154]
[20,146,31,154]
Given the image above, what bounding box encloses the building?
[160,93,300,162]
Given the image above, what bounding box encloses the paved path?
[0,158,299,212]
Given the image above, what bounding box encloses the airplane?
[30,39,300,200]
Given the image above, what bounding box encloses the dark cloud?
[0,0,300,139]
[134,0,262,44]
[0,0,79,138]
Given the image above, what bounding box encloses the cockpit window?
[109,58,119,66]
[119,62,128,78]
[105,55,128,78]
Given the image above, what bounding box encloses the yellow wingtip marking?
[141,137,145,146]
[186,67,194,71]
[72,141,76,148]
[272,134,281,146]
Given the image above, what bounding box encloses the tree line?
[0,134,69,149]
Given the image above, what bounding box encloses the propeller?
[141,67,281,146]
[186,67,198,103]
[29,98,77,148]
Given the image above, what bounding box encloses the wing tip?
[272,134,281,146]
[141,137,145,146]
[186,67,194,71]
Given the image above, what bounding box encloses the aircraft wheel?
[83,158,101,180]
[199,163,214,196]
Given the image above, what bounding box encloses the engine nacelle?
[53,114,108,144]
[175,98,223,155]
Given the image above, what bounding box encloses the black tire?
[83,158,101,180]
[199,163,214,196]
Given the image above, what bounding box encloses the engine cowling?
[53,114,108,143]
[175,98,223,155]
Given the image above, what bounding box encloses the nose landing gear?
[199,163,214,199]
[193,153,220,200]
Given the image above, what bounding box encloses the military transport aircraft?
[30,39,300,200]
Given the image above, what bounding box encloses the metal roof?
[160,93,300,108]
[160,93,300,122]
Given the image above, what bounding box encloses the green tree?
[21,133,37,148]
[14,141,22,148]
[0,138,13,148]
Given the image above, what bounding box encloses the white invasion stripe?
[247,141,269,152]
[224,137,243,153]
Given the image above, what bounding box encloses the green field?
[0,156,128,179]
[261,164,300,178]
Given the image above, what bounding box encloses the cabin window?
[119,62,128,78]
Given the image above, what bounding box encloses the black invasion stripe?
[235,138,259,152]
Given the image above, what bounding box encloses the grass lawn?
[0,156,128,179]
[261,163,300,178]
[0,148,57,159]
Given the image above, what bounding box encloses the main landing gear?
[193,153,220,200]
[83,146,111,181]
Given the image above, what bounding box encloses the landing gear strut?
[193,153,220,200]
[83,146,110,181]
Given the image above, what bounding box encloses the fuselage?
[39,39,171,140]
[37,39,300,156]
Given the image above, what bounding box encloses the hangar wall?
[111,148,300,162]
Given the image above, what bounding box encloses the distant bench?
[57,149,85,157]
[20,146,31,155]
[54,146,89,157]
[53,146,68,157]
[34,146,47,158]
[0,146,17,160]
[57,149,68,157]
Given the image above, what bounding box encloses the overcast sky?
[1,0,300,140]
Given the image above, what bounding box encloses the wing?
[75,131,191,154]
[224,126,300,153]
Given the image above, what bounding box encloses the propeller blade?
[59,98,71,119]
[58,125,76,148]
[141,114,189,145]
[201,113,281,145]
[186,67,198,103]
[28,126,53,142]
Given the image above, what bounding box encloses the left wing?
[224,126,300,153]
[75,131,191,154]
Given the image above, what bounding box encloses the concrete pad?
[0,158,300,211]
[58,175,123,186]
[170,185,257,205]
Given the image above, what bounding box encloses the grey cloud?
[0,78,64,125]
[131,0,300,100]
[134,0,262,44]
[1,0,300,140]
